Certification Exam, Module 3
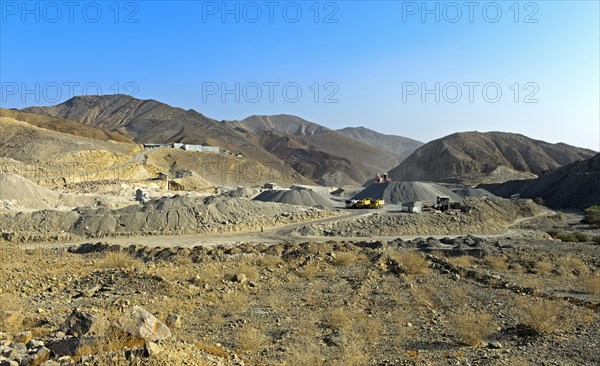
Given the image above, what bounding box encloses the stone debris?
[116,306,171,342]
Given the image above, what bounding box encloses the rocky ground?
[1,189,599,366]
[295,198,547,238]
[1,231,599,365]
[0,195,338,243]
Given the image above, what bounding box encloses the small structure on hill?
[436,196,450,212]
[143,143,219,153]
[263,182,277,190]
[403,201,423,213]
[135,189,150,204]
[375,172,391,183]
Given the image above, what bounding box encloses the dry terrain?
[1,99,599,366]
[1,191,599,365]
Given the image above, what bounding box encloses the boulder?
[63,310,101,337]
[46,338,91,356]
[144,342,162,357]
[116,306,171,342]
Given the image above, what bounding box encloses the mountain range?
[16,94,598,188]
[25,96,418,185]
[224,115,409,185]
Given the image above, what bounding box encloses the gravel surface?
[354,182,463,204]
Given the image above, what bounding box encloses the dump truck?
[355,198,371,208]
[345,198,384,209]
[369,199,384,209]
[345,199,359,208]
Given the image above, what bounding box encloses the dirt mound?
[1,174,61,203]
[225,186,262,198]
[354,182,462,204]
[1,195,334,241]
[253,188,337,208]
[297,198,546,237]
[452,187,496,198]
[0,173,100,211]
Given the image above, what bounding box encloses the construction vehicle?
[345,199,359,208]
[345,198,384,209]
[374,172,392,184]
[355,198,371,208]
[369,199,384,209]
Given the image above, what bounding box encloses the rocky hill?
[227,114,329,136]
[0,108,133,143]
[480,153,600,210]
[23,95,294,174]
[0,114,308,192]
[388,131,596,184]
[337,126,423,160]
[227,115,402,186]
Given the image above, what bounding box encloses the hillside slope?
[337,126,423,160]
[23,95,298,177]
[0,108,133,143]
[388,131,596,184]
[227,114,329,136]
[479,153,600,209]
[228,115,402,186]
[0,115,309,191]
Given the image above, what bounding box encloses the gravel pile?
[0,173,97,211]
[297,197,546,238]
[452,187,496,198]
[353,182,462,204]
[0,174,60,205]
[1,195,332,241]
[253,188,337,208]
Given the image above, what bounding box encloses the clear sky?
[1,0,599,150]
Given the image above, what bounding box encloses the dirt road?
[26,205,554,250]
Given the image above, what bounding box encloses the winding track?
[27,206,555,250]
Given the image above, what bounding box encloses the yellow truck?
[346,198,383,209]
[369,199,384,209]
[355,198,371,208]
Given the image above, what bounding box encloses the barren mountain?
[0,108,133,143]
[480,153,600,210]
[0,114,308,192]
[388,131,596,184]
[337,126,423,160]
[227,115,403,186]
[227,114,329,136]
[23,95,296,175]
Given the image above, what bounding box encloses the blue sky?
[1,0,599,150]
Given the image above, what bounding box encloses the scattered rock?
[46,338,91,356]
[166,314,182,329]
[41,361,61,366]
[233,273,247,284]
[144,341,162,357]
[81,285,101,298]
[63,310,102,337]
[116,306,171,342]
